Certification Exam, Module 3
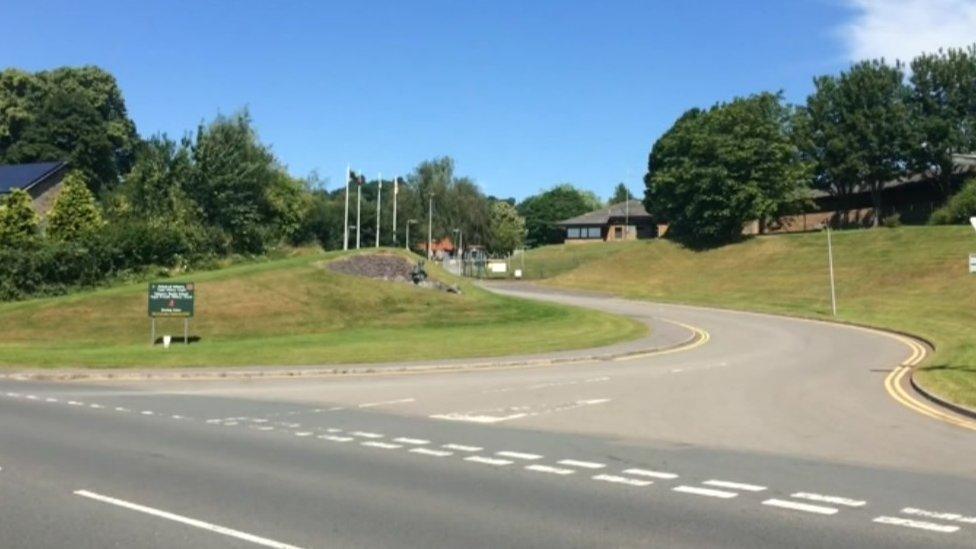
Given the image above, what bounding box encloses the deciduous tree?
[0,189,39,247]
[48,171,104,241]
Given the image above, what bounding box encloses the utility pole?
[356,175,362,249]
[343,165,350,250]
[375,172,382,248]
[406,219,417,251]
[427,194,434,260]
[827,225,837,317]
[392,176,399,247]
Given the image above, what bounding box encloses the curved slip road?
[1,283,975,548]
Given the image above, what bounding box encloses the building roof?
[556,199,651,226]
[0,161,68,194]
[810,153,976,199]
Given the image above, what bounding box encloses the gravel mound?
[327,254,415,282]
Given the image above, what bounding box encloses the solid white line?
[703,480,766,492]
[410,448,453,457]
[526,465,575,475]
[361,441,402,449]
[496,451,543,460]
[791,492,866,508]
[393,438,430,445]
[358,398,416,408]
[442,444,482,452]
[673,485,738,499]
[558,460,605,469]
[762,498,838,515]
[901,507,976,524]
[592,474,652,487]
[350,431,384,439]
[623,468,677,479]
[465,456,514,466]
[317,435,353,442]
[74,490,302,548]
[873,516,959,533]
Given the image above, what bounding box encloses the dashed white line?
[703,480,766,492]
[89,404,104,409]
[350,431,384,439]
[45,398,58,403]
[317,435,353,442]
[558,460,605,469]
[115,407,129,412]
[442,444,482,452]
[361,441,402,449]
[901,507,976,524]
[762,498,838,515]
[496,451,543,461]
[526,465,576,475]
[74,490,303,548]
[873,516,959,533]
[140,411,155,416]
[410,448,453,457]
[791,492,866,508]
[430,413,528,424]
[592,475,653,487]
[294,432,313,437]
[465,456,514,466]
[393,438,430,445]
[673,485,738,499]
[25,395,38,400]
[623,468,677,479]
[68,401,83,406]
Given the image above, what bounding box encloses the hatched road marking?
[623,468,677,479]
[873,516,959,533]
[791,492,866,508]
[465,456,514,466]
[673,485,738,499]
[762,498,838,515]
[496,451,543,460]
[410,448,453,457]
[703,480,766,492]
[558,460,605,469]
[442,444,482,452]
[361,441,402,449]
[526,465,575,475]
[592,475,652,487]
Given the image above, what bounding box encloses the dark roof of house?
[810,153,976,199]
[0,161,68,194]
[557,199,651,226]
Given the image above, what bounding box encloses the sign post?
[970,253,976,275]
[148,282,195,346]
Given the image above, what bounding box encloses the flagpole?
[392,176,399,246]
[343,165,350,250]
[375,172,382,248]
[356,175,362,249]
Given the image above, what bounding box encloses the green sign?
[149,282,195,317]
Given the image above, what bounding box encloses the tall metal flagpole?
[375,172,382,248]
[343,165,350,250]
[356,175,362,249]
[392,176,398,246]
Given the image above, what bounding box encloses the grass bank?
[523,226,976,408]
[0,249,644,369]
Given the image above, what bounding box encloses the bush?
[931,178,976,224]
[882,213,902,228]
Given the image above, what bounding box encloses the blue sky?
[3,0,974,200]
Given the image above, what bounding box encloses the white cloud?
[839,0,976,63]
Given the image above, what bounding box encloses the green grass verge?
[0,248,645,369]
[523,226,976,409]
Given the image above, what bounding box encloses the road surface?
[1,284,974,548]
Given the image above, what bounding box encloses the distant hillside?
[524,226,976,408]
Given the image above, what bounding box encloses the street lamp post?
[375,172,382,248]
[343,165,350,251]
[427,194,434,260]
[356,175,363,249]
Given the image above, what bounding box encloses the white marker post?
[827,225,837,316]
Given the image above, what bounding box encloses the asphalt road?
[1,284,975,548]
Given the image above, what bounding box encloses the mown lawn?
[523,226,976,408]
[0,249,644,369]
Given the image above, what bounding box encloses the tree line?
[0,66,530,300]
[644,45,976,247]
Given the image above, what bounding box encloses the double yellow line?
[612,320,710,362]
[882,333,976,431]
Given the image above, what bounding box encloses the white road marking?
[873,516,959,533]
[762,498,838,515]
[294,432,313,437]
[465,456,514,466]
[358,398,416,408]
[223,421,238,426]
[901,507,976,524]
[73,490,303,548]
[526,465,575,475]
[430,412,528,424]
[317,435,353,442]
[5,392,19,397]
[673,485,738,499]
[592,474,652,487]
[45,398,58,403]
[496,451,543,460]
[703,480,766,492]
[393,438,429,445]
[558,460,606,469]
[361,441,402,449]
[350,431,384,439]
[623,468,678,479]
[442,444,482,452]
[791,492,866,508]
[410,448,453,457]
[68,401,83,406]
[25,395,38,400]
[141,411,154,416]
[89,404,104,409]
[115,407,129,412]
[256,426,275,431]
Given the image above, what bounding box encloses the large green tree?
[645,93,808,246]
[609,183,632,204]
[910,45,976,198]
[120,134,196,222]
[0,189,40,247]
[487,201,527,254]
[47,171,104,241]
[517,184,603,247]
